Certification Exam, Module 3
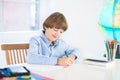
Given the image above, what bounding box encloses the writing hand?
[57,54,76,66]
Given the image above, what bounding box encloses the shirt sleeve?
[26,37,58,65]
[60,39,83,63]
[65,43,80,59]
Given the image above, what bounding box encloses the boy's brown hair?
[43,12,68,31]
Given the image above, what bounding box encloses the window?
[0,0,40,32]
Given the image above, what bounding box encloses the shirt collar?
[40,30,59,47]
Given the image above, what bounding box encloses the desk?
[1,59,120,80]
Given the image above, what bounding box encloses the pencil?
[65,51,68,57]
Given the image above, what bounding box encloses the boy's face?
[45,27,64,42]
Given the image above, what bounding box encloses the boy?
[26,12,80,66]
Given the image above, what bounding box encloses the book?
[0,66,54,80]
[83,58,114,67]
[31,72,54,80]
[0,73,54,80]
[0,66,30,77]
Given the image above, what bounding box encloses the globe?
[99,0,120,41]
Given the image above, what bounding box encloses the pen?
[64,51,69,68]
[65,51,68,57]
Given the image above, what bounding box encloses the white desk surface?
[1,59,120,80]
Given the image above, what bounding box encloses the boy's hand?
[57,54,76,66]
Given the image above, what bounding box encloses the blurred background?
[0,0,108,65]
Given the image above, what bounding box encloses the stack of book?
[0,66,53,80]
[83,58,115,67]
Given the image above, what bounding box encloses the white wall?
[39,0,108,60]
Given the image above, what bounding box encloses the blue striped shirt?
[26,31,80,65]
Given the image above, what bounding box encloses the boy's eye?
[52,28,64,33]
[60,31,63,33]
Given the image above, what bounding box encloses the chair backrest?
[1,43,29,65]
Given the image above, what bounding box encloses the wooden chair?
[1,43,29,65]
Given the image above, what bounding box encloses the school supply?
[104,40,118,61]
[0,66,54,80]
